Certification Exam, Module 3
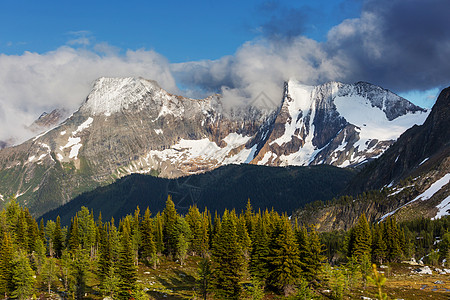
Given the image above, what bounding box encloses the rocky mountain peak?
[0,77,431,217]
[81,77,167,116]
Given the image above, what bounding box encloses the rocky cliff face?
[296,87,450,231]
[0,77,428,216]
[250,80,427,168]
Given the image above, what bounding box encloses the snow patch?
[60,131,66,135]
[60,137,82,160]
[56,153,64,161]
[72,117,93,135]
[419,157,429,165]
[334,94,428,152]
[154,129,163,135]
[69,144,83,159]
[148,133,253,173]
[380,174,450,221]
[433,195,450,220]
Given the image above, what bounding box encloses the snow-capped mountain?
[251,80,428,167]
[0,77,428,216]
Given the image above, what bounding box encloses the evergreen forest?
[0,196,449,299]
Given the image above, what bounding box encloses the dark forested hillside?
[40,164,355,226]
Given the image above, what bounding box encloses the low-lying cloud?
[0,46,177,143]
[1,0,449,144]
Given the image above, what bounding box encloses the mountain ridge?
[0,77,428,216]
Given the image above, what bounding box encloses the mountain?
[0,77,428,216]
[295,87,450,231]
[40,164,355,226]
[28,108,69,134]
[251,81,427,167]
[348,86,450,193]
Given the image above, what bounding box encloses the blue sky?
[0,0,449,142]
[0,0,361,62]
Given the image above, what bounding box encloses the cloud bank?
[1,0,449,144]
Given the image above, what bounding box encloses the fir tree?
[212,210,243,299]
[67,215,80,252]
[154,212,164,255]
[296,225,326,284]
[11,250,35,300]
[41,257,58,293]
[249,215,269,281]
[186,205,203,255]
[117,219,137,299]
[53,216,64,258]
[384,217,402,262]
[140,207,157,267]
[0,231,14,297]
[267,216,301,296]
[371,223,387,264]
[348,214,372,261]
[175,217,191,266]
[197,258,212,300]
[163,196,179,258]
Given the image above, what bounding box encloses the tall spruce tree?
[117,219,137,299]
[267,216,301,296]
[0,231,14,297]
[296,225,325,284]
[53,216,64,258]
[348,214,372,261]
[163,196,179,258]
[140,207,157,267]
[11,250,35,300]
[249,215,269,281]
[212,210,243,299]
[371,223,387,264]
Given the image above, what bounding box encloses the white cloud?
[0,46,177,143]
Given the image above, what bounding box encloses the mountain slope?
[0,77,428,216]
[251,80,427,168]
[348,86,450,193]
[295,87,450,230]
[40,164,355,226]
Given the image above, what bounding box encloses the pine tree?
[176,217,191,266]
[117,219,137,299]
[131,206,141,265]
[297,225,326,284]
[244,199,255,235]
[186,205,203,256]
[72,247,90,300]
[154,212,164,255]
[249,215,269,281]
[67,215,80,252]
[371,223,387,264]
[197,258,212,300]
[384,217,402,262]
[236,214,251,260]
[53,216,64,258]
[60,250,73,293]
[163,196,179,258]
[11,250,35,300]
[98,220,112,283]
[140,207,157,267]
[41,257,58,293]
[15,210,29,251]
[212,210,243,299]
[0,232,14,297]
[348,214,372,261]
[266,216,301,296]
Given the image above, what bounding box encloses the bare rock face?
[250,80,427,168]
[0,77,429,216]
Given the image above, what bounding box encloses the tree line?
[0,196,448,299]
